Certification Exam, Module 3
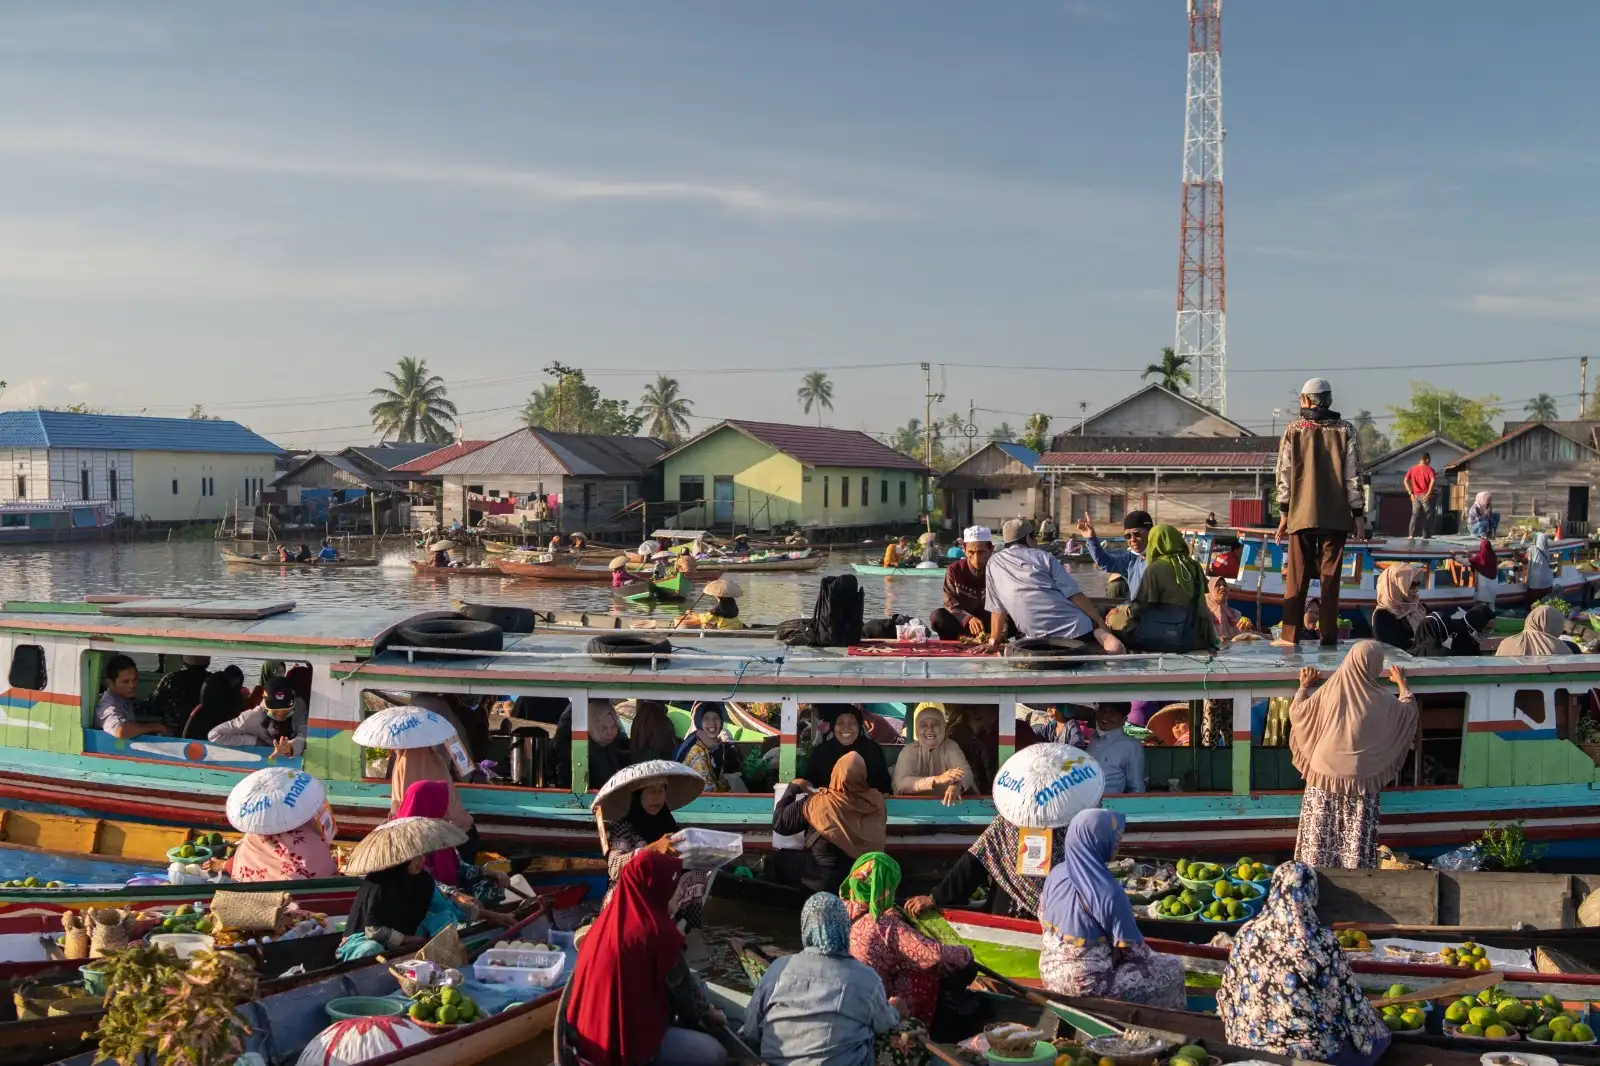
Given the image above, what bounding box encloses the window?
[108,469,118,502]
[14,475,23,498]
[1109,494,1126,524]
[861,477,869,506]
[679,475,705,502]
[881,480,888,504]
[172,479,179,495]
[841,477,850,507]
[972,488,1001,501]
[899,480,907,506]
[80,469,90,499]
[9,644,45,690]
[0,513,24,528]
[824,476,830,508]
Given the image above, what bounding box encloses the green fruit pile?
[0,877,64,889]
[1334,929,1372,951]
[1154,894,1198,918]
[407,985,481,1027]
[1439,941,1491,971]
[1201,896,1246,922]
[1049,1040,1095,1066]
[1175,859,1222,882]
[154,904,211,935]
[1379,1003,1426,1033]
[1168,1044,1209,1066]
[1229,858,1270,882]
[1444,990,1591,1042]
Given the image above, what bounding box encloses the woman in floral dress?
[1217,861,1390,1066]
[1037,809,1184,1007]
[841,851,973,1027]
[676,703,739,793]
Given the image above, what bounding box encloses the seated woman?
[905,807,1064,920]
[743,894,900,1066]
[224,769,338,883]
[396,780,506,908]
[1217,862,1390,1066]
[627,699,679,763]
[1497,603,1574,656]
[610,556,642,588]
[1038,810,1185,1007]
[1106,525,1218,652]
[1465,492,1500,539]
[803,706,892,794]
[388,736,481,871]
[207,677,306,755]
[564,850,728,1066]
[681,579,745,630]
[183,672,245,741]
[601,766,710,930]
[769,752,886,893]
[675,704,740,793]
[892,704,977,805]
[842,852,974,1032]
[1371,564,1432,653]
[1205,576,1250,637]
[548,701,633,790]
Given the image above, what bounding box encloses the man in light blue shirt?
[984,519,1126,654]
[1078,509,1153,601]
[316,539,339,562]
[1085,704,1146,793]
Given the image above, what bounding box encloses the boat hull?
[495,560,613,580]
[851,564,946,577]
[221,551,376,568]
[409,562,505,577]
[712,555,823,573]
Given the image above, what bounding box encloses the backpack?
[812,574,864,647]
[775,618,818,646]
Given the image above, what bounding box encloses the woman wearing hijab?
[1371,564,1430,653]
[183,672,245,741]
[1205,577,1249,637]
[627,700,679,763]
[1497,603,1573,657]
[742,893,900,1066]
[225,776,338,884]
[602,773,710,930]
[1217,862,1390,1066]
[893,704,976,805]
[802,706,892,795]
[842,852,973,1030]
[905,808,1067,920]
[1290,642,1418,869]
[586,701,632,791]
[676,704,739,793]
[1526,532,1555,606]
[395,780,506,906]
[682,579,745,630]
[1107,525,1219,652]
[1466,491,1500,538]
[1467,538,1500,606]
[1038,810,1184,1007]
[564,850,728,1066]
[389,742,478,866]
[770,752,888,892]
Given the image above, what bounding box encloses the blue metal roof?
[994,442,1040,467]
[0,411,282,455]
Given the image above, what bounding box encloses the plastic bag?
[672,828,744,870]
[1430,844,1483,872]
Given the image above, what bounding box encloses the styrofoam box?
[672,828,743,870]
[472,948,564,988]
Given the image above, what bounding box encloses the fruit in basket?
[1445,1001,1470,1024]
[1470,1007,1497,1029]
[1496,1000,1528,1027]
[1484,1025,1509,1039]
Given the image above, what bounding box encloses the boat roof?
[0,600,445,654]
[1193,529,1585,556]
[339,631,1600,697]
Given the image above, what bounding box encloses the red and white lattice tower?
[1175,0,1226,413]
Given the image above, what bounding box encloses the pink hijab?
[228,823,338,882]
[394,779,464,885]
[389,745,472,831]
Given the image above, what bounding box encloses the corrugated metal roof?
[0,410,282,454]
[993,442,1040,467]
[344,443,442,471]
[1445,421,1599,471]
[1039,435,1278,455]
[390,441,493,474]
[431,428,666,477]
[1037,451,1276,471]
[660,419,929,472]
[276,453,407,491]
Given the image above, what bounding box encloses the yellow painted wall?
[662,428,805,529]
[803,467,921,528]
[130,451,278,521]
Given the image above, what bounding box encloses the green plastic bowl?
[80,963,109,997]
[326,996,406,1022]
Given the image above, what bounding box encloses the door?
[1568,486,1590,534]
[713,476,735,526]
[1376,494,1411,537]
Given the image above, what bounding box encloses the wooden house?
[1445,423,1600,537]
[938,442,1041,531]
[1363,433,1468,536]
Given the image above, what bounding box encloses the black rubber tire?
[458,604,538,634]
[1004,636,1092,670]
[585,633,673,667]
[395,618,504,657]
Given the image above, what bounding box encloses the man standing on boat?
[1275,378,1365,647]
[984,519,1125,654]
[1077,510,1152,601]
[1404,452,1436,542]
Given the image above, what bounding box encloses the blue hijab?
[800,893,851,956]
[1038,809,1142,948]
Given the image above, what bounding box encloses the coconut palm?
[988,422,1016,443]
[797,371,834,425]
[1142,347,1193,393]
[638,375,694,442]
[1021,413,1052,453]
[1525,393,1559,421]
[369,357,457,443]
[890,418,923,457]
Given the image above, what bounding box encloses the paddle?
[711,1020,771,1066]
[1369,970,1502,1008]
[914,1033,971,1066]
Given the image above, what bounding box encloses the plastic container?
[671,828,744,871]
[1176,874,1221,895]
[148,933,214,959]
[473,948,565,989]
[1228,863,1275,886]
[325,996,406,1022]
[985,1042,1056,1066]
[80,963,109,997]
[164,845,212,864]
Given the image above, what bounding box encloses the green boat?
[851,563,946,577]
[616,570,689,603]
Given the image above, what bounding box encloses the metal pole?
[1582,356,1590,416]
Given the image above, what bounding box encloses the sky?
[2,2,1599,449]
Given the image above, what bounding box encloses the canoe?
[221,550,377,568]
[409,561,506,577]
[615,571,689,604]
[496,559,614,580]
[711,553,823,574]
[851,563,946,577]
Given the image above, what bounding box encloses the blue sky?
[2,2,1597,448]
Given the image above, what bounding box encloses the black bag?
[861,614,910,640]
[775,618,818,646]
[1131,603,1196,653]
[812,574,864,647]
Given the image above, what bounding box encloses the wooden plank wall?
[1316,868,1576,928]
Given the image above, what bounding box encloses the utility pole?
[1078,401,1090,437]
[968,401,977,457]
[920,362,943,525]
[1582,356,1590,417]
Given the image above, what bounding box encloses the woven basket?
[14,984,85,1021]
[1377,846,1424,871]
[87,908,134,959]
[211,889,288,934]
[1578,891,1600,928]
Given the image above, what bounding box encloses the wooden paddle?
[712,1020,771,1066]
[914,1033,972,1066]
[1369,970,1502,1008]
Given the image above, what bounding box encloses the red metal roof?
[391,440,493,474]
[666,419,929,473]
[1038,451,1276,470]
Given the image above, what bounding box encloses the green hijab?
[841,851,901,919]
[1147,525,1205,602]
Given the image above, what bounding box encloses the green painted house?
[657,419,929,532]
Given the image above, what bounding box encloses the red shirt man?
[1404,453,1436,540]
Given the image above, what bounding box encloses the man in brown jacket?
[1274,377,1365,647]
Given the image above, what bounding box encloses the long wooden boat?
[851,563,946,577]
[4,598,1600,862]
[221,550,378,569]
[495,559,614,580]
[409,561,506,577]
[711,552,822,573]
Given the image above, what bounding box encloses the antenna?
[1175,0,1227,414]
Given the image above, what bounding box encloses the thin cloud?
[1466,267,1600,321]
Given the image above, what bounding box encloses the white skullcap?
[1300,378,1332,397]
[962,525,993,544]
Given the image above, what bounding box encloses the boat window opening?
[1514,689,1548,725]
[1403,692,1465,787]
[8,644,45,690]
[0,513,24,528]
[1556,689,1579,741]
[1137,699,1232,792]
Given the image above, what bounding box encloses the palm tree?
[796,371,834,425]
[988,422,1016,443]
[890,419,923,457]
[638,375,693,442]
[1021,412,1052,453]
[1142,347,1193,393]
[369,357,458,443]
[1525,393,1559,421]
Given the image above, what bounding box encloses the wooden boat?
[711,552,823,574]
[221,550,377,569]
[495,559,614,580]
[614,571,689,604]
[409,561,506,577]
[851,563,946,577]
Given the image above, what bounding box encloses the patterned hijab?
[841,851,901,919]
[1146,525,1203,602]
[969,813,1066,918]
[1217,862,1387,1062]
[800,892,852,955]
[1038,810,1141,948]
[1375,564,1426,629]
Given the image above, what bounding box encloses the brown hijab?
[628,700,678,760]
[802,751,888,858]
[1289,641,1418,795]
[390,745,472,830]
[1376,565,1427,630]
[1496,605,1572,657]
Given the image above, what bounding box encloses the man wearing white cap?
[930,525,996,639]
[1274,378,1365,647]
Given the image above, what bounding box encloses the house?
[1445,423,1600,537]
[1363,433,1469,537]
[0,410,282,522]
[657,419,929,533]
[341,443,445,475]
[938,442,1042,531]
[388,440,493,530]
[1036,385,1278,529]
[431,428,667,533]
[272,453,411,532]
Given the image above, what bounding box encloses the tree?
[1021,412,1052,453]
[942,411,974,455]
[988,422,1016,443]
[1141,347,1192,393]
[890,418,923,458]
[187,404,221,421]
[796,371,834,425]
[1387,383,1502,449]
[1525,393,1559,421]
[369,357,457,444]
[522,362,643,435]
[1351,410,1391,460]
[638,375,693,443]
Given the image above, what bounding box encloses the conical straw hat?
[703,578,742,599]
[609,556,629,570]
[343,817,468,877]
[427,540,455,552]
[591,760,705,821]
